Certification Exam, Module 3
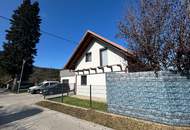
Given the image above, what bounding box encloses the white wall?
[76,73,106,99]
[107,49,127,71]
[61,39,128,100]
[75,39,127,72]
[76,40,104,71]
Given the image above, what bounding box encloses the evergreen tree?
[0,50,3,68]
[1,0,41,88]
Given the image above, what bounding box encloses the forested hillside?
[0,66,60,85]
[29,66,60,83]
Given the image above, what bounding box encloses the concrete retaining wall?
[106,71,190,126]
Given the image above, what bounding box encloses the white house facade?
[60,30,134,100]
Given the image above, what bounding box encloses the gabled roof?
[64,30,133,70]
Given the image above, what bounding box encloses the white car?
[28,81,59,94]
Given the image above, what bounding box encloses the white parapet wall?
[76,73,107,100]
[60,69,76,90]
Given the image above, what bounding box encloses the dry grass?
[36,101,190,130]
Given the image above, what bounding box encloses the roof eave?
[63,30,134,70]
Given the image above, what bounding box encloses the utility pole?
[17,59,26,94]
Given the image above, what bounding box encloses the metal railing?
[43,83,75,100]
[75,85,107,108]
[43,84,106,109]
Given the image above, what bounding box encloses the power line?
[0,15,78,45]
[0,16,10,21]
[41,30,77,44]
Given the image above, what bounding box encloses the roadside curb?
[36,100,190,130]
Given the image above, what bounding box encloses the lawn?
[48,96,107,112]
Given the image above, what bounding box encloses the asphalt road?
[0,88,113,130]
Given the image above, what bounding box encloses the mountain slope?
[0,66,60,85]
[29,66,60,83]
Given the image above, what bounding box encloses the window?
[42,83,49,88]
[100,48,108,66]
[81,75,87,85]
[50,83,57,86]
[62,79,69,84]
[44,83,49,87]
[85,52,92,62]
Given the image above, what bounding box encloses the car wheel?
[34,90,39,94]
[31,90,35,94]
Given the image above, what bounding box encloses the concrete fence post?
[90,84,92,108]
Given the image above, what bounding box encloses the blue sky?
[0,0,137,69]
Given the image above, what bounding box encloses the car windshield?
[38,82,43,86]
[48,84,58,88]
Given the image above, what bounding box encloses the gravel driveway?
[0,89,113,130]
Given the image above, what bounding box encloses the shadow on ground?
[0,107,43,126]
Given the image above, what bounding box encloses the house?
[60,30,134,100]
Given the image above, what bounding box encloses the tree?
[0,50,3,73]
[0,51,11,86]
[1,0,41,89]
[169,0,190,75]
[118,0,171,72]
[118,0,190,74]
[0,50,2,65]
